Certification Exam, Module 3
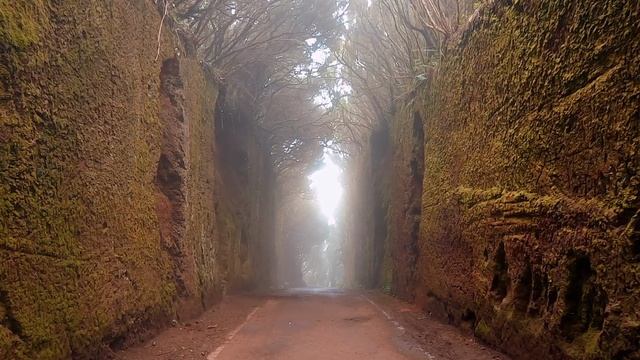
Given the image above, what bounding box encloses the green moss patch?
[0,1,47,49]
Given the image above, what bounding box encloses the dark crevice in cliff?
[461,308,477,329]
[490,242,509,302]
[560,255,608,341]
[626,209,640,259]
[400,111,425,299]
[513,261,532,313]
[108,335,126,352]
[547,286,558,312]
[410,112,425,212]
[410,112,425,192]
[370,125,390,289]
[528,271,545,316]
[371,192,388,289]
[0,290,24,342]
[157,58,188,297]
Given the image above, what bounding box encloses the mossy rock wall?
[411,0,640,358]
[384,100,428,300]
[0,1,261,358]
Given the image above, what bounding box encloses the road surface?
[118,289,509,360]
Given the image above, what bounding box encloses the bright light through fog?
[311,48,330,64]
[309,150,343,226]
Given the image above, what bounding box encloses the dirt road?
[117,289,509,360]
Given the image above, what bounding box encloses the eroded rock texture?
[415,1,640,358]
[0,1,274,358]
[347,0,639,359]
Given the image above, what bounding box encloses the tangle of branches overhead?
[167,0,347,185]
[164,0,478,192]
[173,0,344,74]
[331,0,477,153]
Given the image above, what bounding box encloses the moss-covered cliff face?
[347,0,639,358]
[410,0,639,358]
[0,1,270,358]
[386,102,427,300]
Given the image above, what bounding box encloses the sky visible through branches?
[172,0,475,286]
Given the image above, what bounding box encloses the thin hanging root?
[155,0,170,62]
